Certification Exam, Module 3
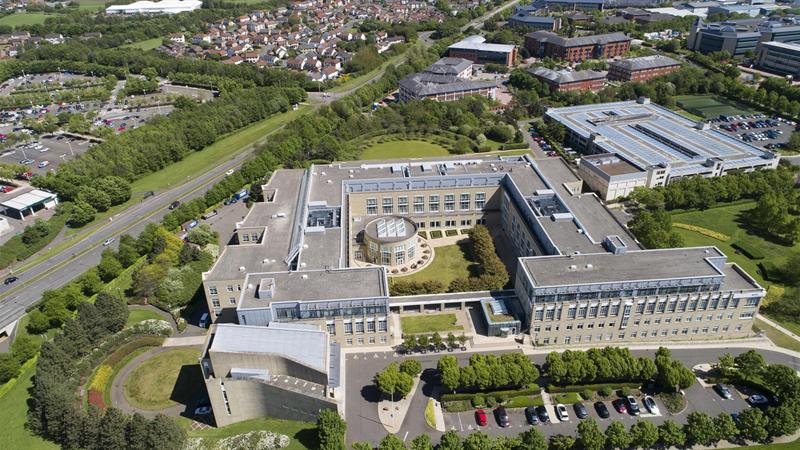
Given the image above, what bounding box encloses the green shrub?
[486,396,497,407]
[472,394,486,408]
[444,400,471,413]
[500,142,530,150]
[546,382,641,394]
[445,229,458,237]
[599,386,614,397]
[619,387,631,397]
[430,230,443,239]
[732,239,765,260]
[580,389,594,400]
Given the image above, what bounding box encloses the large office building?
[508,6,563,31]
[106,0,202,14]
[398,57,497,102]
[687,16,800,56]
[528,67,607,92]
[545,98,780,200]
[524,31,631,62]
[607,55,681,81]
[447,36,518,67]
[755,40,800,77]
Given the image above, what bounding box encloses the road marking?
[402,431,408,442]
[457,412,463,431]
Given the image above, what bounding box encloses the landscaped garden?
[124,347,202,410]
[399,241,475,287]
[675,94,757,120]
[179,417,319,450]
[360,139,451,160]
[401,313,463,334]
[125,309,165,328]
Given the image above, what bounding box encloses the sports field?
[674,94,757,119]
[122,38,163,51]
[0,13,51,27]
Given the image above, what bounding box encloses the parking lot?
[443,380,753,438]
[709,114,794,151]
[0,134,94,177]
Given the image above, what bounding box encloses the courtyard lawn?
[670,200,797,287]
[401,313,463,334]
[122,38,163,51]
[753,318,800,353]
[0,363,58,450]
[124,347,201,410]
[674,94,757,119]
[181,417,318,450]
[400,242,476,287]
[0,13,51,27]
[360,139,451,160]
[125,309,164,328]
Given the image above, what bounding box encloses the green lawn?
[360,139,451,160]
[124,347,200,410]
[753,317,800,353]
[0,13,52,27]
[551,392,582,404]
[0,364,58,450]
[125,309,164,328]
[181,417,319,450]
[674,94,757,119]
[670,201,796,287]
[400,242,476,286]
[401,313,463,334]
[748,440,800,450]
[122,38,163,51]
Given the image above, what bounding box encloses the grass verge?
[754,317,800,353]
[400,242,475,287]
[122,38,162,50]
[180,417,319,450]
[551,392,582,404]
[124,347,200,410]
[125,309,164,328]
[0,362,58,450]
[425,398,437,429]
[360,139,451,160]
[401,313,463,334]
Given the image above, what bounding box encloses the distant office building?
[397,57,497,102]
[546,98,780,201]
[537,0,669,11]
[687,16,800,57]
[528,66,607,91]
[508,6,563,31]
[524,31,631,62]
[755,41,800,77]
[106,0,202,14]
[607,55,681,81]
[447,35,518,67]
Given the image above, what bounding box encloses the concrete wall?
[209,350,328,385]
[208,377,338,427]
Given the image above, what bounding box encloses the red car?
[612,399,628,414]
[475,409,487,426]
[0,185,13,193]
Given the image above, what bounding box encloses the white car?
[103,238,115,246]
[643,396,659,415]
[38,147,49,153]
[225,169,234,176]
[555,404,569,421]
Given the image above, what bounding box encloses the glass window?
[413,196,424,213]
[475,192,486,209]
[444,194,455,212]
[429,195,439,212]
[398,196,408,214]
[382,197,393,214]
[460,193,470,210]
[327,322,335,335]
[212,298,220,307]
[378,319,387,332]
[355,321,364,333]
[381,251,391,265]
[408,244,415,258]
[229,297,236,305]
[366,198,377,215]
[367,320,376,332]
[344,322,353,334]
[209,287,218,295]
[242,234,250,242]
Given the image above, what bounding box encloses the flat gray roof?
[238,267,388,310]
[521,247,726,287]
[210,323,328,372]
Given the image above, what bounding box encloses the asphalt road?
[345,346,800,445]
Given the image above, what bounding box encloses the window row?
[537,324,746,346]
[366,193,486,215]
[345,335,388,346]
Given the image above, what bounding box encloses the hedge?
[500,142,530,150]
[759,261,782,282]
[441,384,541,403]
[552,392,583,404]
[545,382,642,394]
[505,395,544,409]
[672,223,730,241]
[732,240,765,260]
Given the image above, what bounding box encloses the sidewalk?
[758,314,800,340]
[377,375,421,433]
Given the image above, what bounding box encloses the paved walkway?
[378,375,422,433]
[163,335,206,347]
[758,314,800,341]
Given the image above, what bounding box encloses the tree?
[716,353,736,378]
[409,434,432,450]
[126,413,150,450]
[146,413,186,450]
[577,419,605,450]
[318,409,346,450]
[116,234,141,268]
[418,335,430,351]
[658,420,686,448]
[628,208,683,249]
[97,408,128,450]
[187,223,217,246]
[629,419,659,449]
[95,293,129,334]
[69,200,96,226]
[735,350,765,381]
[464,431,493,450]
[739,407,770,443]
[685,411,718,446]
[714,412,739,442]
[11,333,39,364]
[431,332,443,351]
[0,353,21,382]
[404,335,417,352]
[399,359,422,377]
[763,364,800,403]
[548,434,575,450]
[604,420,632,449]
[378,433,406,450]
[766,405,800,438]
[438,431,462,450]
[97,250,124,282]
[446,332,457,350]
[518,428,547,450]
[374,363,413,399]
[77,269,104,296]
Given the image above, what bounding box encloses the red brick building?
[524,31,631,62]
[607,55,681,82]
[447,35,518,67]
[528,67,607,92]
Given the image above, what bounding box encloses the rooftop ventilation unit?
[257,278,275,299]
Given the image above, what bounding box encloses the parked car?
[626,396,640,415]
[748,394,769,406]
[495,406,510,427]
[199,313,209,328]
[20,159,34,164]
[3,276,18,285]
[0,185,13,193]
[143,191,155,199]
[535,405,550,423]
[169,200,180,210]
[643,396,659,415]
[475,409,488,426]
[37,160,49,168]
[524,406,539,425]
[594,401,610,418]
[574,403,589,419]
[225,169,235,176]
[612,398,628,414]
[714,384,733,399]
[555,404,569,421]
[103,238,115,246]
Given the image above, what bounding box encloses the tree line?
[438,353,540,392]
